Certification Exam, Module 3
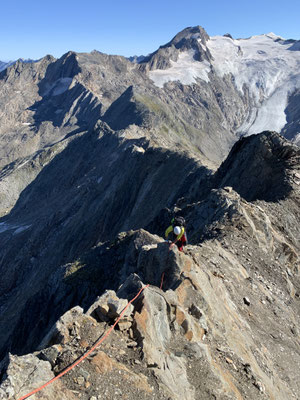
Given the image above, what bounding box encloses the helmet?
[173,226,181,235]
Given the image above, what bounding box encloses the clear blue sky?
[1,0,299,61]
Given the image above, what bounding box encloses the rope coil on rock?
[16,284,149,400]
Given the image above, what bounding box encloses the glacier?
[149,33,300,136]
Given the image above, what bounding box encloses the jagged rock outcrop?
[0,353,77,400]
[1,131,299,400]
[215,131,300,201]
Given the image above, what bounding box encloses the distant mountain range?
[0,58,36,72]
[128,54,146,63]
[1,28,300,143]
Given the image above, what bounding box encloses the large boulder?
[0,353,76,400]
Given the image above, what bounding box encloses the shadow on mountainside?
[28,53,102,130]
[0,122,209,359]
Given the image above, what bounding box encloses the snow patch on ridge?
[52,78,73,96]
[149,51,210,88]
[43,78,73,97]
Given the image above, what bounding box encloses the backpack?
[171,216,186,228]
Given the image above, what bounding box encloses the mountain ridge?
[0,25,300,400]
[1,131,299,400]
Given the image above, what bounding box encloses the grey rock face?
[86,289,134,321]
[0,353,76,399]
[141,26,212,71]
[133,286,195,399]
[137,241,186,289]
[215,131,300,201]
[283,89,300,146]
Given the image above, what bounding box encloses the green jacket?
[165,225,185,240]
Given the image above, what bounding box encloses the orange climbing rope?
[17,284,149,400]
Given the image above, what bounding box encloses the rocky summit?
[0,26,300,400]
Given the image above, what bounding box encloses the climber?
[165,216,187,252]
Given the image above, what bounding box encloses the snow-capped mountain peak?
[149,31,300,137]
[264,32,283,40]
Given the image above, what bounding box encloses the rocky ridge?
[0,132,299,400]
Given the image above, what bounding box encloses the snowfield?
[149,33,300,136]
[149,51,210,88]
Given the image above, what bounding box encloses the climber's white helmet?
[173,226,181,235]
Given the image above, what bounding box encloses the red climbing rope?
[17,284,149,400]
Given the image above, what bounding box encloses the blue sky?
[1,0,299,61]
